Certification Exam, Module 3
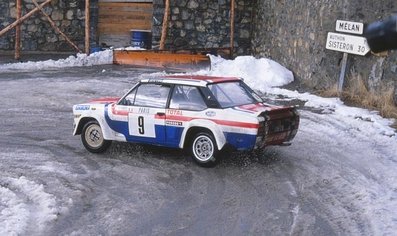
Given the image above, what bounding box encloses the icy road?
[0,58,396,235]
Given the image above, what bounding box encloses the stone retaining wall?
[152,0,254,54]
[0,0,98,51]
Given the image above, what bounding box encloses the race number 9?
[138,116,145,134]
[128,113,156,138]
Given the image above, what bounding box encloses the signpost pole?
[338,52,348,95]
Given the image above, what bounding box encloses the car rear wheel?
[81,121,111,153]
[190,132,219,167]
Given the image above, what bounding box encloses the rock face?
[151,0,254,55]
[251,0,397,102]
[0,0,98,51]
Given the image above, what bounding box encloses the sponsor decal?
[75,105,90,110]
[166,120,183,126]
[138,107,150,114]
[167,109,183,116]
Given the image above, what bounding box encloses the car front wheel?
[191,132,219,167]
[81,120,111,153]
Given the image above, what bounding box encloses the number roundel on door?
[128,113,156,138]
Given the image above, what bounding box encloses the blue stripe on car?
[104,104,181,148]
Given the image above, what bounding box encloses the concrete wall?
[0,0,98,51]
[152,0,254,54]
[252,0,397,101]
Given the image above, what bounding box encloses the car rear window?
[208,81,257,108]
[169,85,207,111]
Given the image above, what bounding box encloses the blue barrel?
[90,46,102,53]
[131,29,152,49]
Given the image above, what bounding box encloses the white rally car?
[73,75,299,167]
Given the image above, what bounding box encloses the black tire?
[190,132,219,167]
[81,120,111,153]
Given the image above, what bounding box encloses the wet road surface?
[0,65,396,235]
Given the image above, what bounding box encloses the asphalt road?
[0,65,395,235]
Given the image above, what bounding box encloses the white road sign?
[326,32,370,56]
[336,20,364,35]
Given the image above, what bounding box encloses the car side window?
[169,85,207,111]
[120,83,170,108]
[133,83,170,108]
[119,88,137,106]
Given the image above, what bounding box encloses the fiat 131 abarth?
[73,75,299,167]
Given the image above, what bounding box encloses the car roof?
[140,75,241,87]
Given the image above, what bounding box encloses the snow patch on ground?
[270,88,396,137]
[0,176,59,235]
[0,50,113,72]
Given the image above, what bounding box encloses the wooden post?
[159,0,170,50]
[0,0,52,37]
[230,0,235,57]
[338,52,349,95]
[85,0,90,54]
[31,0,81,52]
[14,0,22,60]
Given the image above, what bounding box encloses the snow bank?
[198,55,294,90]
[271,88,396,137]
[0,50,113,72]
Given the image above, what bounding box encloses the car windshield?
[208,81,262,108]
